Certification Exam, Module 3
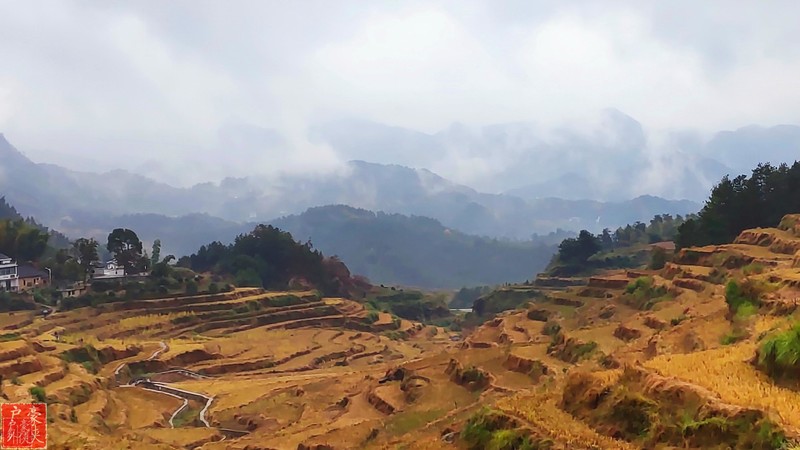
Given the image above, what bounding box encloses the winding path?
[147,341,168,360]
[113,341,217,430]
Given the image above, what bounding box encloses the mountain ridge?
[0,134,700,241]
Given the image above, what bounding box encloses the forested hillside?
[178,224,367,297]
[272,205,556,289]
[546,213,693,276]
[0,196,70,257]
[676,162,800,248]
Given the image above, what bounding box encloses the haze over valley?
[3,2,800,450]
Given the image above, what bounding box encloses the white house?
[0,253,19,292]
[91,260,126,280]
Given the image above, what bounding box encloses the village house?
[58,282,88,299]
[91,260,126,280]
[17,265,49,291]
[0,253,19,292]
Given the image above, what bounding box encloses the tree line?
[178,224,363,297]
[554,214,692,268]
[676,162,800,248]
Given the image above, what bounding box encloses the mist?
[2,1,800,193]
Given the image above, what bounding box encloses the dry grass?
[114,387,182,429]
[0,311,35,328]
[117,312,196,333]
[645,342,800,430]
[497,388,636,450]
[140,428,220,447]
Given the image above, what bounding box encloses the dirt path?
[147,341,168,360]
[136,387,189,428]
[113,340,219,430]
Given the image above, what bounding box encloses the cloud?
[0,1,799,188]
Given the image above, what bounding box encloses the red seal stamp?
[1,403,47,449]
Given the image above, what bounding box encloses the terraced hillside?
[0,287,456,449]
[4,215,800,449]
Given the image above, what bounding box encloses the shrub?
[574,341,598,360]
[721,331,746,345]
[623,277,670,310]
[649,247,668,270]
[461,408,541,450]
[0,333,21,342]
[366,311,379,324]
[735,302,758,319]
[708,267,728,285]
[461,366,486,384]
[670,315,687,326]
[81,361,97,374]
[185,280,199,295]
[542,321,561,337]
[743,263,766,276]
[208,283,220,294]
[29,386,47,403]
[384,331,404,341]
[0,292,36,311]
[757,323,800,379]
[724,279,774,318]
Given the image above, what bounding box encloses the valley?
[3,214,800,449]
[4,3,800,449]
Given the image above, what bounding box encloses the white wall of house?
[0,257,19,292]
[92,260,126,279]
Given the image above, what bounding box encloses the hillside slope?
[6,215,800,449]
[272,205,556,289]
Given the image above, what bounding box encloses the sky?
[1,1,800,187]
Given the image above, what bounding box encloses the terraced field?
[4,216,800,449]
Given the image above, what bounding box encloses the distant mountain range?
[6,116,798,288]
[310,111,800,201]
[0,133,700,244]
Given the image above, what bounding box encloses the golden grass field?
[1,223,800,448]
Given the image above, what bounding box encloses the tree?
[600,228,614,250]
[106,228,144,274]
[151,239,161,267]
[72,238,99,282]
[675,161,800,249]
[151,255,175,279]
[0,220,49,262]
[649,247,668,270]
[558,230,601,264]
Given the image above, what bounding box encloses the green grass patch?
[721,331,747,346]
[742,263,766,276]
[0,332,21,342]
[623,277,671,310]
[172,407,199,427]
[725,279,778,317]
[29,386,47,403]
[670,314,687,326]
[461,407,549,450]
[757,322,800,380]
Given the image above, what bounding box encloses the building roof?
[17,265,48,279]
[0,252,11,260]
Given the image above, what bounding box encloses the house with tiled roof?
[0,253,19,292]
[17,264,49,291]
